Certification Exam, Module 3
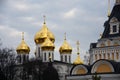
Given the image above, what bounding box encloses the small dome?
[16,32,30,54]
[59,39,72,54]
[73,55,83,65]
[34,21,55,44]
[41,36,55,51]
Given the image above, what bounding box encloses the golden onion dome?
[59,33,72,54]
[41,36,55,51]
[73,55,83,65]
[34,22,48,44]
[16,32,30,54]
[47,30,55,43]
[34,17,55,44]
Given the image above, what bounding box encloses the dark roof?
[102,4,120,38]
[90,43,97,49]
[54,60,73,65]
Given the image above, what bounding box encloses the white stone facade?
[89,38,120,64]
[60,54,71,63]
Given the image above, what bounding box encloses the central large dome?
[34,22,55,44]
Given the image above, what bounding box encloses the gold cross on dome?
[43,15,46,24]
[22,32,24,40]
[76,41,80,54]
[64,32,66,40]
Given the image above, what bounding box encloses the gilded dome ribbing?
[41,36,55,51]
[16,32,30,54]
[34,19,55,44]
[59,34,72,53]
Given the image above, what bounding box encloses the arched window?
[109,17,119,34]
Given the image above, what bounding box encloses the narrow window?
[108,53,110,59]
[116,53,119,60]
[99,54,101,59]
[18,55,21,63]
[107,41,111,46]
[65,55,67,62]
[69,56,71,63]
[38,47,40,57]
[52,53,54,60]
[49,53,51,58]
[44,53,46,61]
[104,54,106,59]
[95,54,97,60]
[112,53,114,60]
[61,55,63,61]
[113,25,117,32]
[23,55,26,62]
[49,53,51,61]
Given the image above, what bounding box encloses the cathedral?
[16,0,120,80]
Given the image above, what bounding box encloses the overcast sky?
[0,0,115,62]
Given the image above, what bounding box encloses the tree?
[0,42,17,80]
[0,67,7,80]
